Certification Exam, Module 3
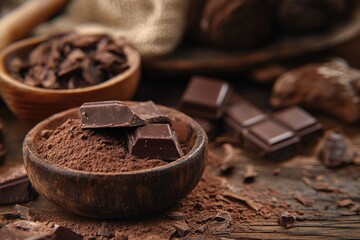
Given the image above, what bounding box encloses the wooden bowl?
[0,36,141,122]
[23,105,208,218]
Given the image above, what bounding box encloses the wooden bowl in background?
[23,105,208,218]
[0,36,141,122]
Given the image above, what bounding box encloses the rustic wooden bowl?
[23,105,208,218]
[0,36,141,122]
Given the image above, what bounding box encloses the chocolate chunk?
[97,222,114,238]
[278,211,296,228]
[173,222,190,237]
[243,119,300,159]
[0,121,5,163]
[54,226,83,240]
[129,101,170,123]
[243,165,257,183]
[214,211,232,222]
[223,100,266,140]
[179,76,232,119]
[14,204,31,220]
[318,129,355,168]
[80,101,146,128]
[0,166,36,204]
[273,107,323,142]
[165,211,185,220]
[127,124,183,160]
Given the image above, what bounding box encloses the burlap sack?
[35,0,188,58]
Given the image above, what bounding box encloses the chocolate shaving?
[243,164,257,183]
[172,221,190,237]
[8,33,129,90]
[293,193,315,207]
[223,192,262,211]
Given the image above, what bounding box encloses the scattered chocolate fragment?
[273,106,323,142]
[337,199,356,208]
[8,33,129,90]
[127,124,183,160]
[129,101,170,123]
[195,224,206,233]
[97,222,114,238]
[165,211,185,220]
[214,211,232,222]
[80,101,146,128]
[172,221,190,237]
[0,166,36,204]
[293,193,315,207]
[273,168,281,176]
[223,192,262,211]
[0,120,6,163]
[223,100,266,140]
[179,76,232,119]
[14,204,31,220]
[243,119,300,159]
[318,129,355,168]
[278,211,296,228]
[219,143,237,175]
[243,165,257,183]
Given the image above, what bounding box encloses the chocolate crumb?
[278,211,296,228]
[243,165,257,183]
[97,222,114,238]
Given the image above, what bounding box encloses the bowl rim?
[0,35,141,94]
[23,105,208,177]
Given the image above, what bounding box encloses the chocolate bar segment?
[80,101,146,128]
[272,107,323,142]
[0,166,36,204]
[129,101,170,123]
[0,120,5,163]
[223,101,266,139]
[127,124,183,161]
[179,76,232,119]
[243,119,300,159]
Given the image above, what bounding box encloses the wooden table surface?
[0,80,359,239]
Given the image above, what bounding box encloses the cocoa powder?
[36,119,169,173]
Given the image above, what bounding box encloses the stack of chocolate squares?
[178,76,323,159]
[80,101,183,160]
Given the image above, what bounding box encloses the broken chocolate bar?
[223,100,266,140]
[273,106,323,142]
[178,76,232,119]
[0,120,5,163]
[0,166,36,204]
[80,101,146,128]
[127,124,183,160]
[129,101,169,123]
[243,119,300,159]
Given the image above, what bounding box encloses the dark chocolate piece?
[223,101,266,139]
[318,129,355,168]
[179,76,232,119]
[278,211,296,228]
[0,121,5,163]
[243,165,257,183]
[97,222,114,238]
[243,119,300,159]
[0,166,36,204]
[129,101,170,123]
[273,106,323,142]
[80,101,146,128]
[127,124,183,160]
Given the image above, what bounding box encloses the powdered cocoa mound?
[36,119,169,173]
